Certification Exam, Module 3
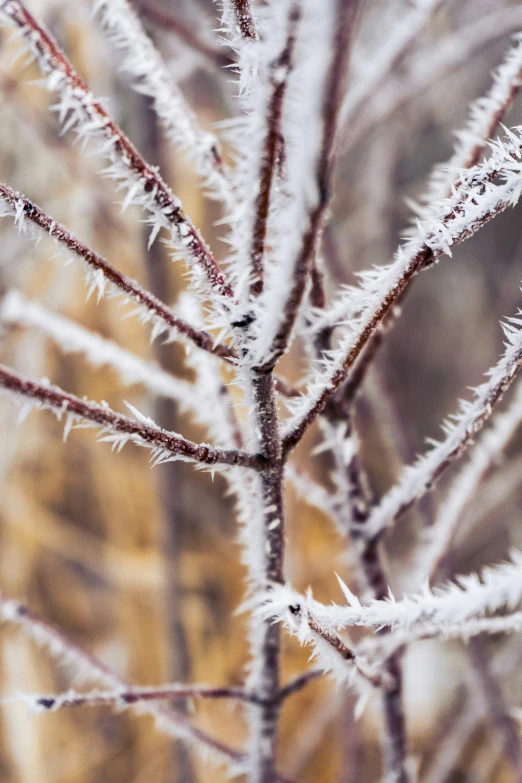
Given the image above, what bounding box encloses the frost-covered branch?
[0,364,261,469]
[0,183,234,360]
[340,0,446,133]
[0,289,199,406]
[0,0,233,301]
[372,612,522,661]
[9,683,265,711]
[0,594,246,773]
[415,380,522,585]
[248,3,300,297]
[281,602,389,692]
[362,309,522,541]
[94,0,232,205]
[226,0,258,42]
[255,0,358,370]
[265,551,522,633]
[283,123,522,452]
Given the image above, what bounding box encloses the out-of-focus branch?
[133,0,235,69]
[348,10,522,151]
[363,314,522,541]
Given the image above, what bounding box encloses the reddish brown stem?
[260,0,359,371]
[2,0,232,297]
[231,0,258,41]
[0,184,235,361]
[0,365,262,469]
[250,6,300,296]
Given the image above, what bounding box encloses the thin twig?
[0,0,232,298]
[0,183,234,360]
[260,0,358,370]
[249,5,300,296]
[15,684,265,711]
[0,365,262,469]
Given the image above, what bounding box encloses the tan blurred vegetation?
[1,1,522,781]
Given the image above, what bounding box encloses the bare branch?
[0,183,234,361]
[0,364,261,469]
[0,0,233,299]
[363,308,522,541]
[228,0,258,42]
[259,0,358,369]
[249,4,300,296]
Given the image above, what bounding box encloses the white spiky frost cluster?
[176,295,267,593]
[218,0,334,366]
[284,124,522,437]
[218,0,296,297]
[425,32,522,205]
[368,611,522,659]
[245,1,336,366]
[93,0,232,206]
[265,550,522,636]
[273,601,378,716]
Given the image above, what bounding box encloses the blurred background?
[1,0,522,780]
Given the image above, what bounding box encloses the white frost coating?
[264,550,522,633]
[0,193,207,350]
[246,0,335,366]
[413,380,522,586]
[93,0,232,206]
[424,33,522,206]
[0,370,212,468]
[285,127,522,436]
[179,296,267,773]
[0,290,196,405]
[218,0,293,301]
[368,611,522,658]
[340,0,445,130]
[273,600,377,715]
[286,464,340,522]
[0,0,228,307]
[178,295,266,585]
[0,597,244,772]
[363,310,522,540]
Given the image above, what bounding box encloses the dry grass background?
[1,1,522,781]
